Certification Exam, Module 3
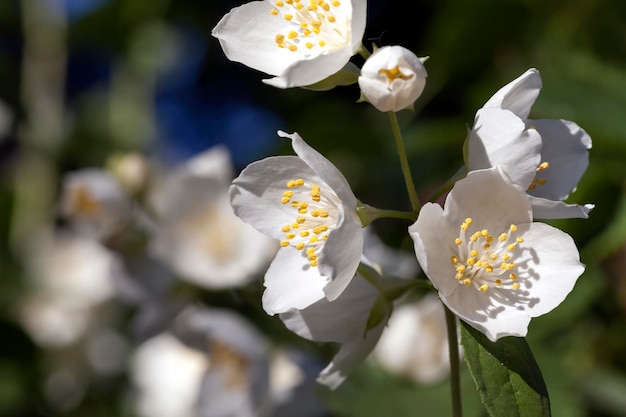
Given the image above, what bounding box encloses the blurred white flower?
[131,333,209,417]
[374,295,452,385]
[149,146,276,290]
[131,307,273,417]
[212,0,366,88]
[467,68,593,219]
[17,231,122,347]
[358,46,427,112]
[409,167,585,341]
[231,131,363,314]
[60,169,131,240]
[108,152,150,194]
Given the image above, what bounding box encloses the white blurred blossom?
[60,169,131,240]
[374,295,452,384]
[131,307,273,417]
[149,146,276,290]
[17,231,123,347]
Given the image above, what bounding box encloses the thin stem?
[372,208,416,221]
[356,201,416,226]
[387,111,420,213]
[444,305,463,417]
[11,0,66,252]
[357,43,371,59]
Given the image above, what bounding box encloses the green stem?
[356,201,416,226]
[372,209,415,221]
[357,43,371,59]
[387,111,420,213]
[444,305,463,417]
[427,166,467,203]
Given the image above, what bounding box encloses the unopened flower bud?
[358,46,427,112]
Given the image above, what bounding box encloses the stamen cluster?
[528,161,549,190]
[450,218,524,292]
[280,178,337,267]
[270,0,346,53]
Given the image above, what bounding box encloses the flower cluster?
[215,0,591,392]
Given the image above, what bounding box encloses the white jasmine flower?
[131,333,209,417]
[17,231,122,347]
[149,146,276,290]
[230,131,363,314]
[131,307,272,417]
[467,68,593,219]
[374,295,452,385]
[212,0,366,88]
[60,169,131,240]
[279,260,388,389]
[409,167,585,341]
[358,45,427,112]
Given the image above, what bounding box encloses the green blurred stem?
[11,0,67,251]
[445,305,463,417]
[388,111,421,213]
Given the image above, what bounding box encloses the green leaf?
[365,294,390,333]
[460,321,551,417]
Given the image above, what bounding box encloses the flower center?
[450,218,524,292]
[209,339,250,390]
[279,178,339,267]
[70,185,100,217]
[269,0,349,54]
[528,161,549,190]
[378,66,414,83]
[184,205,239,263]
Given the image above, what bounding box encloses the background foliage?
[1,0,625,416]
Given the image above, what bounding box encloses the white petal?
[279,275,383,389]
[279,131,357,207]
[483,68,542,120]
[348,0,367,53]
[264,48,354,89]
[230,155,324,239]
[279,275,378,342]
[528,119,592,201]
[262,247,328,315]
[409,203,459,297]
[317,320,385,389]
[529,196,594,219]
[320,207,363,301]
[442,287,532,341]
[468,108,542,189]
[212,1,299,76]
[516,222,585,317]
[444,167,532,237]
